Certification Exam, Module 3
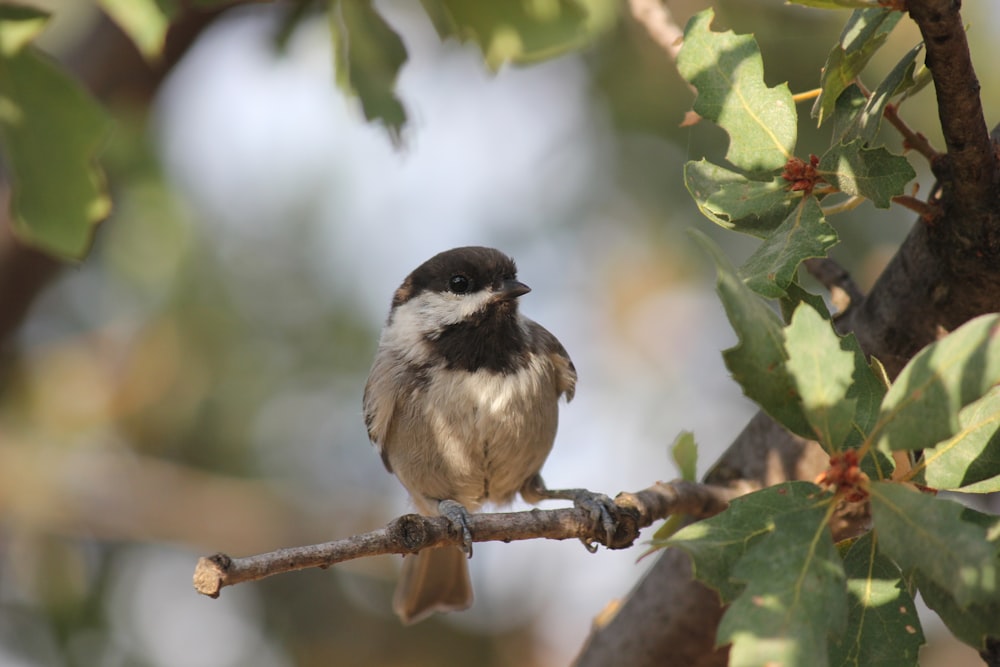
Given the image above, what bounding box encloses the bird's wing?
[363,349,402,471]
[526,320,577,402]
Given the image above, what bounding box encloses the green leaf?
[684,160,798,238]
[870,481,999,608]
[828,531,924,667]
[330,0,409,143]
[419,0,610,70]
[870,314,1000,454]
[917,571,1000,652]
[97,0,176,60]
[919,387,1000,492]
[739,196,838,298]
[915,507,1000,651]
[666,482,824,602]
[779,280,831,325]
[650,513,686,544]
[829,84,867,146]
[671,431,698,482]
[691,230,813,439]
[0,28,111,258]
[839,43,923,146]
[812,8,903,125]
[841,334,888,451]
[718,499,846,667]
[897,63,932,105]
[818,140,915,208]
[677,9,796,173]
[0,4,49,54]
[784,303,859,450]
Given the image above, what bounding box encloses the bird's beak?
[498,279,531,300]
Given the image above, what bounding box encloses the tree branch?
[908,0,1000,258]
[803,257,864,316]
[628,0,684,62]
[192,480,747,598]
[883,102,939,162]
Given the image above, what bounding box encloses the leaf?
[684,160,798,238]
[784,303,859,450]
[739,196,839,298]
[915,507,1000,651]
[691,230,813,439]
[718,499,846,667]
[0,20,111,259]
[829,84,867,146]
[869,314,1000,454]
[671,431,698,482]
[812,8,903,125]
[97,0,175,60]
[419,0,610,70]
[842,334,888,451]
[828,531,924,667]
[649,430,698,546]
[666,482,824,602]
[330,0,409,143]
[917,572,1000,652]
[870,481,999,608]
[919,386,1000,492]
[779,280,831,325]
[0,4,49,54]
[818,140,915,208]
[677,9,796,173]
[839,43,923,146]
[897,62,932,104]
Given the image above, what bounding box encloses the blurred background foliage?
[1,1,998,665]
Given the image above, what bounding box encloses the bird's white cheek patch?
[397,291,495,332]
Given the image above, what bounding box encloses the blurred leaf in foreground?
[0,7,111,259]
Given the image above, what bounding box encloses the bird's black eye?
[449,274,471,294]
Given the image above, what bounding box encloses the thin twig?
[892,194,939,221]
[884,103,938,162]
[820,195,865,217]
[628,0,699,110]
[192,480,748,598]
[629,0,684,62]
[803,257,864,316]
[792,88,821,103]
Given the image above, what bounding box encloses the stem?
[792,88,821,103]
[884,103,939,162]
[820,195,865,217]
[892,194,938,220]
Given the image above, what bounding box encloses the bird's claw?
[438,499,474,558]
[571,490,618,547]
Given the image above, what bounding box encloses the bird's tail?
[393,545,473,624]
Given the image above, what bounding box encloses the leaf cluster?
[658,5,1000,665]
[0,0,615,257]
[681,6,926,301]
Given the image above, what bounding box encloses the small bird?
[364,246,614,624]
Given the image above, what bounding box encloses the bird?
[363,246,614,624]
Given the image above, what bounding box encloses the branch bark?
[192,480,748,598]
[908,0,999,261]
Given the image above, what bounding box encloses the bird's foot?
[564,489,618,552]
[438,499,474,558]
[521,475,619,551]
